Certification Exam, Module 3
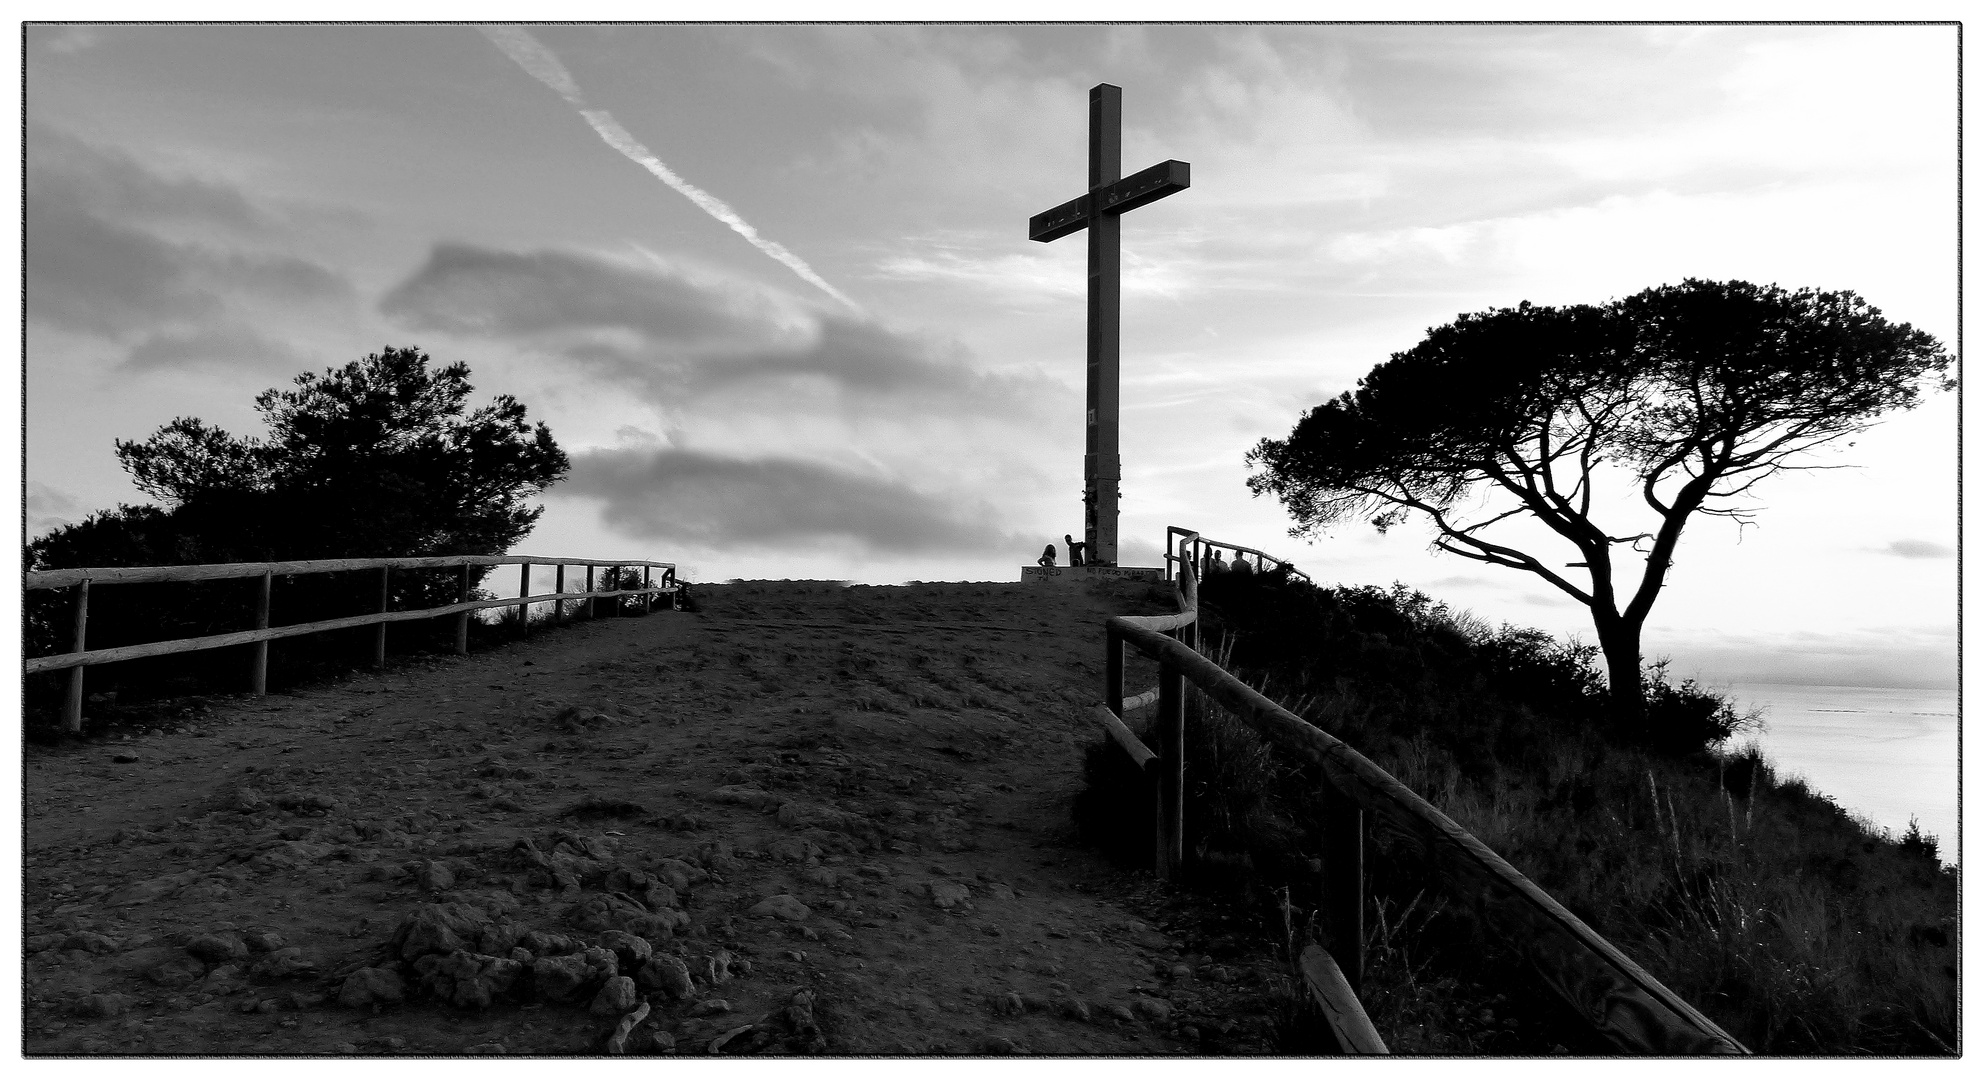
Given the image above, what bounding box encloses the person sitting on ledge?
[1065,533,1087,567]
[1037,544,1057,567]
[1230,553,1254,576]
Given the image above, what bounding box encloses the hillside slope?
[23,578,1291,1056]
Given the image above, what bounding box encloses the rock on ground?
[337,967,407,1008]
[635,953,694,999]
[530,947,616,1004]
[413,950,523,1009]
[748,894,810,921]
[590,976,640,1016]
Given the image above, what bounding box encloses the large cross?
[1029,83,1189,568]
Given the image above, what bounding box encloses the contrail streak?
[479,26,861,313]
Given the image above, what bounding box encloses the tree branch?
[1375,487,1599,607]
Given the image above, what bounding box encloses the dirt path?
[23,579,1288,1056]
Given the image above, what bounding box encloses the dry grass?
[1074,575,1957,1055]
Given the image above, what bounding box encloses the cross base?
[1020,565,1164,585]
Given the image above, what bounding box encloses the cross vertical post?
[1087,85,1122,567]
[1031,83,1188,568]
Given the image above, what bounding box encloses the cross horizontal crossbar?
[1028,159,1192,243]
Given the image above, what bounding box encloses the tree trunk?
[1594,612,1645,734]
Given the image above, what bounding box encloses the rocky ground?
[22,578,1297,1057]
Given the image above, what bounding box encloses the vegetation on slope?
[1075,571,1955,1054]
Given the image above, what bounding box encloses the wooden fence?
[1091,528,1746,1056]
[24,554,678,734]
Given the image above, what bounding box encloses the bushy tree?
[1246,280,1949,732]
[102,346,567,562]
[26,347,569,694]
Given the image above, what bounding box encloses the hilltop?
[23,578,1294,1056]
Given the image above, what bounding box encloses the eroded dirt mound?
[23,579,1290,1056]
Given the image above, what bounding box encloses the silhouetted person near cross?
[1066,534,1087,567]
[1038,544,1058,568]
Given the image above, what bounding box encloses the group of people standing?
[1198,547,1255,577]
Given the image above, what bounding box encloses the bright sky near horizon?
[18,22,1958,691]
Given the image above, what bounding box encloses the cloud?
[1426,574,1500,590]
[379,243,774,347]
[871,233,1191,304]
[25,125,353,346]
[680,316,977,396]
[25,482,89,539]
[29,124,265,232]
[124,322,313,373]
[37,27,105,54]
[380,242,1050,415]
[27,200,223,335]
[870,245,1083,300]
[557,446,1023,556]
[26,199,350,338]
[1883,539,1953,559]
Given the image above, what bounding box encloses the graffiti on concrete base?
[1020,565,1163,584]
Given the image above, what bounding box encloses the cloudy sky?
[18,22,1958,690]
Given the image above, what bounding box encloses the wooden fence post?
[1177,570,1197,652]
[642,566,652,615]
[252,571,272,696]
[64,580,89,734]
[374,566,390,668]
[455,563,472,655]
[585,565,597,620]
[609,566,622,617]
[517,562,530,637]
[554,564,566,625]
[1323,779,1366,993]
[1155,657,1185,880]
[1105,625,1124,718]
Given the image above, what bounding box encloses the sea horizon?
[1723,680,1957,863]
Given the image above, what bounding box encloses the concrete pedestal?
[1020,565,1163,584]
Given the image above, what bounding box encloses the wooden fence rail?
[1164,524,1311,584]
[1088,527,1747,1056]
[24,554,678,734]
